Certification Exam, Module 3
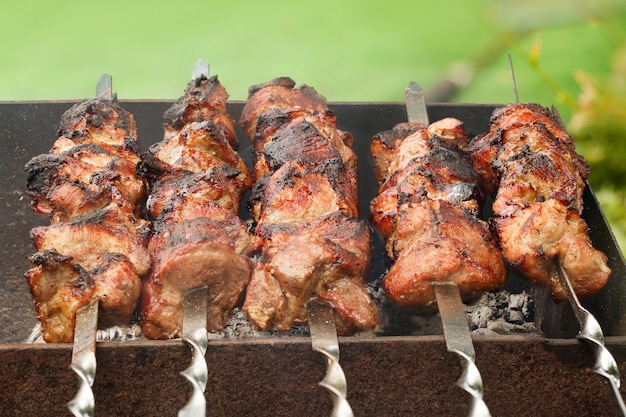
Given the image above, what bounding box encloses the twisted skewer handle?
[67,301,99,417]
[178,327,209,417]
[308,302,354,417]
[558,265,626,416]
[178,286,209,417]
[433,282,491,417]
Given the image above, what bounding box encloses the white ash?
[97,324,142,342]
[466,290,538,335]
[216,308,310,339]
[367,278,538,336]
[25,288,538,343]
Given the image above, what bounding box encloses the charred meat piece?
[467,103,610,300]
[139,75,257,339]
[244,213,376,335]
[25,97,146,223]
[54,98,139,151]
[382,198,505,310]
[370,147,483,240]
[250,160,359,227]
[25,203,148,344]
[239,78,379,335]
[145,168,244,220]
[140,197,260,339]
[370,119,506,310]
[29,204,150,275]
[142,120,252,219]
[162,74,238,147]
[25,143,146,222]
[239,77,328,138]
[252,107,357,179]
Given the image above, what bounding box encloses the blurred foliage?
[569,43,626,254]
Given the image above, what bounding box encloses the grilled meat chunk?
[162,74,238,147]
[239,78,379,335]
[26,250,142,343]
[467,104,610,300]
[25,143,146,221]
[244,213,376,334]
[382,199,505,310]
[25,96,146,223]
[145,168,244,219]
[55,98,139,151]
[250,160,359,227]
[370,147,483,240]
[25,205,147,343]
[140,198,260,339]
[370,119,505,310]
[29,204,150,275]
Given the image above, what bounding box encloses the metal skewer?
[308,301,353,417]
[557,265,626,415]
[178,286,209,417]
[67,300,99,417]
[405,81,491,417]
[507,54,626,415]
[67,73,113,417]
[176,59,212,417]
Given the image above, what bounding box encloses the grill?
[1,100,625,416]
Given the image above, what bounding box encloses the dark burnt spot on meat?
[57,98,135,138]
[124,137,141,154]
[247,77,296,98]
[248,173,270,212]
[67,206,111,226]
[219,164,241,179]
[28,249,73,267]
[163,74,228,132]
[24,153,65,195]
[373,122,426,150]
[262,118,342,173]
[91,170,121,184]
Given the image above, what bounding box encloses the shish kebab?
[467,59,624,414]
[239,77,380,416]
[139,60,259,416]
[24,74,150,417]
[369,82,505,417]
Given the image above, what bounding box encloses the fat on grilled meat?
[370,118,506,311]
[239,78,379,335]
[467,103,610,301]
[24,98,150,343]
[139,74,258,339]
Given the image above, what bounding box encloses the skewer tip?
[192,59,210,80]
[507,54,519,104]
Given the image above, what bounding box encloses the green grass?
[1,0,618,104]
[2,0,625,253]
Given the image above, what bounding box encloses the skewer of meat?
[138,62,259,416]
[139,63,258,339]
[240,77,379,416]
[467,62,624,412]
[369,82,506,416]
[24,74,150,417]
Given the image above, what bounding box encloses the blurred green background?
[1,0,625,253]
